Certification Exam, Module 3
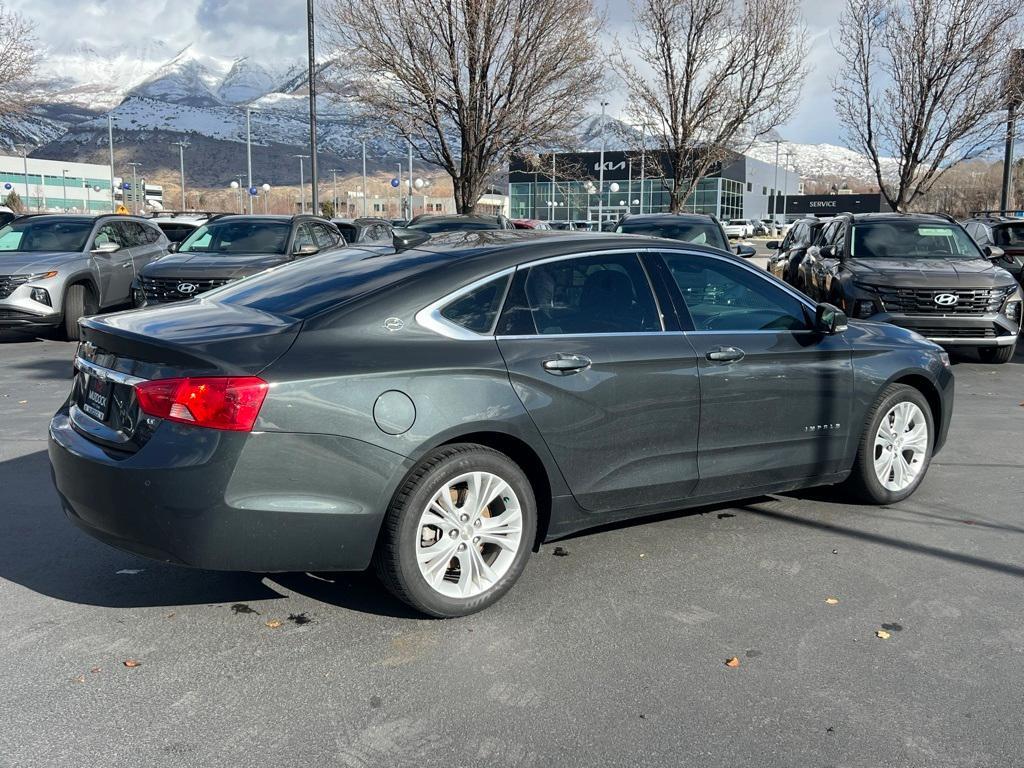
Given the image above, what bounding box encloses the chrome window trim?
[74,356,148,386]
[415,267,515,341]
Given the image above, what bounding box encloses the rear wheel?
[847,384,934,504]
[62,284,97,341]
[977,345,1015,364]
[375,444,537,617]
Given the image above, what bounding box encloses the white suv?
[724,219,754,239]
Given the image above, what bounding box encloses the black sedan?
[50,231,953,617]
[136,215,348,304]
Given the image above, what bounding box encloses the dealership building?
[508,149,800,226]
[771,192,892,219]
[0,154,114,212]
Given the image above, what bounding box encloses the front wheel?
[977,345,1015,364]
[375,444,537,617]
[62,284,97,341]
[847,384,934,504]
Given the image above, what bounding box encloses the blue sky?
[14,0,847,145]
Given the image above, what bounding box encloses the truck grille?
[0,275,30,299]
[877,286,1013,315]
[142,276,233,303]
[908,326,997,339]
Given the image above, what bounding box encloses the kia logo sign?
[593,161,626,172]
[176,282,198,295]
[933,293,958,307]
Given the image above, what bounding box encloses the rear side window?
[497,253,661,335]
[439,274,511,334]
[312,222,339,248]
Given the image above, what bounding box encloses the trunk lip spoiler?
[74,356,149,387]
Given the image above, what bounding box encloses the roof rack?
[970,210,1024,218]
[146,210,222,219]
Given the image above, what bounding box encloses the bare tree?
[616,0,806,213]
[834,0,1022,212]
[321,0,604,213]
[0,4,37,115]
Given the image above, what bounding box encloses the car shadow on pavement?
[1,449,422,617]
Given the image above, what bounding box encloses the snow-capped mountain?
[217,59,277,105]
[126,46,231,107]
[746,140,897,185]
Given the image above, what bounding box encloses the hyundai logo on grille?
[933,293,958,307]
[177,282,198,295]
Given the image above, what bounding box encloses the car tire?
[62,284,96,341]
[977,345,1015,364]
[846,384,934,505]
[375,443,537,618]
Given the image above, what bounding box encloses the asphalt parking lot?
[2,329,1023,768]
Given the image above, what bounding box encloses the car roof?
[620,213,719,223]
[840,212,958,223]
[9,213,150,223]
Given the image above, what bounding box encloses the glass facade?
[0,171,112,212]
[509,176,744,223]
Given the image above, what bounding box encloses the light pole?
[783,151,793,223]
[61,169,68,212]
[172,140,189,210]
[293,154,310,213]
[107,115,116,212]
[245,107,257,213]
[395,164,402,220]
[126,162,141,214]
[15,143,31,211]
[361,138,367,216]
[330,168,340,215]
[262,183,271,214]
[627,158,633,214]
[597,100,609,226]
[305,0,319,215]
[407,140,414,219]
[772,140,781,223]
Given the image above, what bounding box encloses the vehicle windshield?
[616,220,728,250]
[993,223,1024,247]
[851,220,983,259]
[178,221,291,255]
[407,219,501,233]
[0,218,94,253]
[728,220,747,225]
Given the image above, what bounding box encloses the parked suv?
[405,214,515,232]
[136,214,346,305]
[0,214,169,339]
[960,212,1024,288]
[767,217,827,286]
[797,213,1022,363]
[147,211,219,244]
[331,217,394,244]
[723,219,754,239]
[614,213,756,257]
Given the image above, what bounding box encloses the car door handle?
[542,354,592,375]
[706,346,745,363]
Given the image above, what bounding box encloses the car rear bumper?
[870,312,1020,347]
[48,406,411,572]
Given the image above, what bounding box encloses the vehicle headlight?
[30,288,51,306]
[939,351,951,368]
[1002,287,1022,324]
[849,282,881,318]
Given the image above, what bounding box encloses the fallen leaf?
[265,619,283,629]
[18,400,27,405]
[875,630,891,640]
[552,546,569,557]
[825,597,839,605]
[831,549,839,555]
[725,656,740,668]
[90,667,101,674]
[165,612,176,619]
[123,659,142,668]
[287,613,311,626]
[639,553,646,559]
[71,674,86,683]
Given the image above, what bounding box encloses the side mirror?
[91,241,120,254]
[393,228,430,251]
[766,240,780,250]
[735,244,757,258]
[984,245,1006,261]
[818,244,837,259]
[167,241,179,253]
[294,243,320,256]
[815,302,848,334]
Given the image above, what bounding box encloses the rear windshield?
[0,218,93,253]
[851,221,983,259]
[616,220,728,250]
[179,221,291,255]
[407,219,501,233]
[993,223,1024,247]
[208,247,441,319]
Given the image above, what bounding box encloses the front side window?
[178,221,291,255]
[851,220,983,259]
[312,223,339,248]
[497,253,661,335]
[293,224,317,252]
[662,252,810,332]
[439,274,511,334]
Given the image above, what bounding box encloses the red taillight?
[135,376,269,432]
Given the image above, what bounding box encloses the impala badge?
[383,317,404,332]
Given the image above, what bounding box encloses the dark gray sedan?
[48,231,954,616]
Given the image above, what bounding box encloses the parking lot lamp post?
[61,170,68,212]
[330,168,339,213]
[407,141,414,218]
[305,0,319,215]
[107,115,117,212]
[395,164,402,219]
[127,162,141,214]
[245,108,256,213]
[597,100,609,225]
[783,150,792,223]
[292,155,309,213]
[15,144,31,211]
[627,158,633,214]
[772,140,781,223]
[172,140,189,209]
[262,183,271,213]
[639,123,647,214]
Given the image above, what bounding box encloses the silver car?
[0,214,169,339]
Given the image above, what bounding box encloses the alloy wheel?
[873,401,928,492]
[415,471,523,599]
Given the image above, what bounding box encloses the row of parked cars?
[9,202,1017,616]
